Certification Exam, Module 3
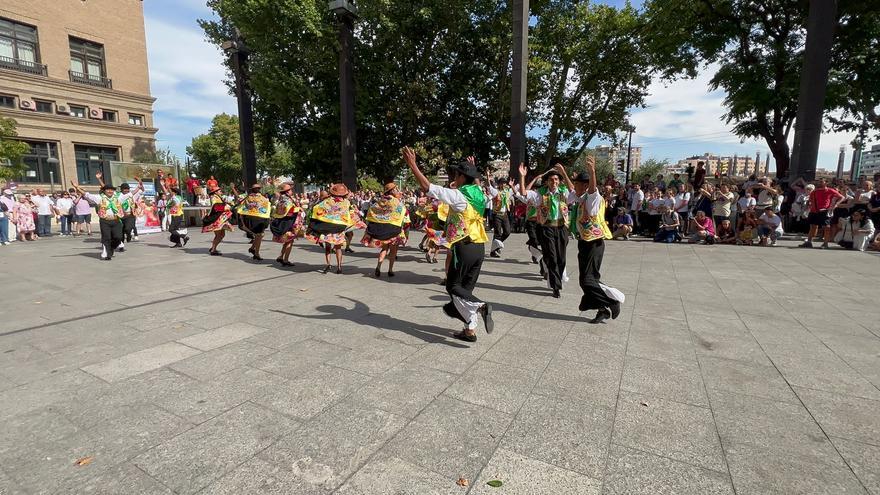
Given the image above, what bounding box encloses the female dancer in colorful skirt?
[306,183,359,274]
[202,184,235,256]
[362,182,409,277]
[270,183,303,266]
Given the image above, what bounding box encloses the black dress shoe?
[375,266,381,277]
[344,247,354,253]
[252,255,263,261]
[387,271,395,277]
[480,303,494,334]
[490,250,500,258]
[609,301,621,320]
[590,309,610,324]
[248,247,255,255]
[452,330,477,343]
[552,288,560,298]
[322,265,331,274]
[209,250,222,256]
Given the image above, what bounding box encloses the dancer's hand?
[518,163,527,178]
[467,156,476,167]
[402,146,418,170]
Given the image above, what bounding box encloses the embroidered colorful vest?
[272,196,299,218]
[168,195,184,217]
[575,194,613,242]
[526,203,538,221]
[97,193,123,221]
[444,204,488,246]
[310,197,353,226]
[237,194,271,219]
[366,196,406,227]
[535,186,569,227]
[437,203,449,223]
[493,188,512,212]
[120,193,135,216]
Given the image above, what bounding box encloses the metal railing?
[0,55,47,76]
[68,70,112,89]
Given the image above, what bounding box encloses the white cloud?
[631,64,857,172]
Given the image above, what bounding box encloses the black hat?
[543,169,562,180]
[120,182,130,190]
[572,172,590,182]
[100,184,116,191]
[453,161,481,179]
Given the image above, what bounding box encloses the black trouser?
[444,241,485,323]
[169,216,186,245]
[492,212,511,250]
[539,225,568,291]
[99,218,123,258]
[525,220,540,248]
[578,238,615,310]
[122,215,136,242]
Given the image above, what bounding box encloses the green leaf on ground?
[487,480,503,487]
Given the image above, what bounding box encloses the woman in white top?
[835,209,875,252]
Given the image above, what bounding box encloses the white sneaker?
[771,240,777,246]
[134,236,139,241]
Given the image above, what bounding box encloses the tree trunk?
[543,60,572,169]
[769,141,791,179]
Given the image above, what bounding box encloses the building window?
[75,145,118,185]
[0,94,13,108]
[68,37,110,88]
[128,114,144,126]
[101,110,116,122]
[0,18,45,76]
[35,100,53,113]
[69,105,86,118]
[17,141,59,184]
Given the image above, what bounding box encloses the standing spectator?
[55,190,74,236]
[668,173,684,191]
[692,161,707,191]
[656,174,667,192]
[627,184,644,235]
[603,174,620,190]
[154,169,167,195]
[611,207,633,240]
[800,178,844,249]
[186,174,201,205]
[31,188,54,237]
[156,192,167,231]
[12,194,37,241]
[688,210,715,244]
[736,189,756,218]
[867,181,880,231]
[712,184,735,228]
[674,183,691,234]
[757,206,783,246]
[834,209,875,251]
[72,189,93,236]
[750,178,778,211]
[0,188,15,245]
[647,187,664,236]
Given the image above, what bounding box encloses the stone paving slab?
[1,230,879,494]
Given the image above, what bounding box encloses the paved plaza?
[0,231,878,494]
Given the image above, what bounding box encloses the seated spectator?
[654,205,681,243]
[737,210,759,245]
[612,207,633,240]
[688,210,716,244]
[869,231,880,251]
[757,206,783,246]
[716,218,736,244]
[834,209,875,252]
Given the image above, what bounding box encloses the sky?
[143,0,859,174]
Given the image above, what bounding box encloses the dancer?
[307,183,355,274]
[167,187,189,248]
[237,183,271,261]
[563,157,623,324]
[362,182,408,277]
[201,184,234,256]
[96,173,143,251]
[519,159,574,298]
[403,146,493,342]
[270,183,302,266]
[486,174,514,258]
[516,171,546,277]
[70,179,123,261]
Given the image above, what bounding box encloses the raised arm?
[518,163,529,197]
[95,171,105,188]
[402,146,430,193]
[585,156,597,194]
[556,163,576,192]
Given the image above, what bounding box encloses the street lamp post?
[624,127,634,185]
[329,0,358,192]
[222,29,258,187]
[46,143,59,193]
[510,0,529,179]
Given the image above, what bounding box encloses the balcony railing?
[0,56,48,76]
[69,70,112,89]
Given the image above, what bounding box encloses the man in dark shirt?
[692,161,707,191]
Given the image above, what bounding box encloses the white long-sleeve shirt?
[427,184,468,213]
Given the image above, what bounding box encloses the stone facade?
[0,0,156,191]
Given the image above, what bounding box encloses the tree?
[187,114,244,186]
[643,0,879,179]
[132,147,181,166]
[630,158,668,185]
[531,1,654,168]
[0,117,30,182]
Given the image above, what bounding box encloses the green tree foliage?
[186,113,245,186]
[630,158,668,185]
[132,147,181,166]
[531,1,654,168]
[643,0,879,179]
[0,117,30,182]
